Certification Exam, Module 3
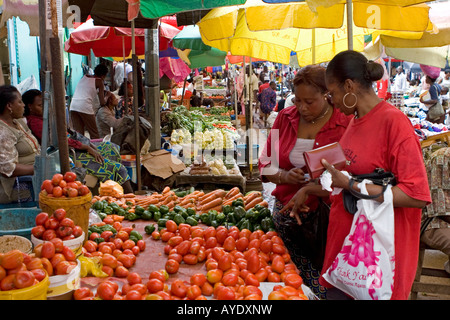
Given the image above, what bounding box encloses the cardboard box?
[141,150,186,180]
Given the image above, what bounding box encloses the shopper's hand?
[321,159,350,189]
[279,188,310,225]
[282,168,309,185]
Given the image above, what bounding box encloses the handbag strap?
[348,178,388,200]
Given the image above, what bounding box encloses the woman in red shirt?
[283,51,431,300]
[258,65,352,299]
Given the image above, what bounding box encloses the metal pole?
[312,29,316,64]
[145,23,161,151]
[347,0,354,50]
[131,20,142,192]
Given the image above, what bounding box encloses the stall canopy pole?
[347,0,354,50]
[145,21,161,152]
[123,37,128,113]
[49,0,70,174]
[131,19,142,192]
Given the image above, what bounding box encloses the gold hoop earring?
[343,93,357,109]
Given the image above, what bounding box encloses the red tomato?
[170,279,187,298]
[222,236,236,252]
[59,217,75,228]
[55,261,74,275]
[77,185,90,196]
[218,254,232,271]
[1,250,23,270]
[51,186,63,197]
[125,290,142,300]
[186,285,202,300]
[31,225,45,239]
[221,272,238,286]
[149,270,166,282]
[74,287,93,300]
[62,246,76,261]
[56,226,73,238]
[51,173,64,186]
[136,239,146,252]
[190,273,206,287]
[165,259,180,274]
[127,272,142,285]
[44,217,59,230]
[59,180,67,189]
[183,254,198,265]
[66,182,79,189]
[63,171,77,183]
[30,268,46,282]
[97,281,117,300]
[245,273,260,287]
[101,254,118,269]
[175,240,191,256]
[50,238,64,253]
[35,212,49,226]
[271,255,285,274]
[67,187,79,198]
[284,273,303,289]
[165,220,178,233]
[50,253,66,269]
[41,242,56,260]
[216,286,236,300]
[52,208,66,221]
[0,274,16,291]
[215,228,228,244]
[246,252,260,274]
[146,278,164,293]
[72,226,83,238]
[13,270,35,289]
[42,229,57,241]
[114,266,129,278]
[41,180,54,194]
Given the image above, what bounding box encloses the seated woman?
[115,81,133,119]
[22,89,133,194]
[0,85,40,204]
[95,91,122,138]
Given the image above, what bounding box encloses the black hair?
[293,64,327,93]
[94,64,109,77]
[326,50,384,89]
[0,85,19,114]
[22,89,42,116]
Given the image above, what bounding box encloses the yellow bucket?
[39,191,92,242]
[0,273,49,300]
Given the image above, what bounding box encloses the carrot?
[224,187,240,199]
[198,197,223,212]
[224,193,243,203]
[215,189,227,198]
[160,195,174,206]
[166,200,175,209]
[223,196,244,207]
[244,191,262,203]
[199,190,222,202]
[162,186,171,194]
[244,197,264,211]
[256,200,268,208]
[200,204,222,214]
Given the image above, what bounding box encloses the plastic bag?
[99,180,123,197]
[322,180,395,300]
[79,255,108,278]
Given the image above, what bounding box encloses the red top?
[258,105,352,206]
[258,82,270,94]
[319,101,431,300]
[26,115,83,149]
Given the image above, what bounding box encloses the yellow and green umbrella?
[197,1,426,66]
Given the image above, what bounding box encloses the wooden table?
[420,131,450,148]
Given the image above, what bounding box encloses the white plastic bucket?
[47,259,81,299]
[31,232,84,256]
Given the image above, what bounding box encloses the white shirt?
[70,76,99,115]
[114,62,132,88]
[289,138,315,168]
[393,72,407,93]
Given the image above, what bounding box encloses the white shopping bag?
[323,180,395,300]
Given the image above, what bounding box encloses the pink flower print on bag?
[342,215,381,268]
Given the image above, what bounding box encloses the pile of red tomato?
[0,237,79,292]
[41,172,90,198]
[31,209,83,241]
[81,219,146,279]
[156,222,307,300]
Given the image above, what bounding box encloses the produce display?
[40,172,90,198]
[31,209,83,241]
